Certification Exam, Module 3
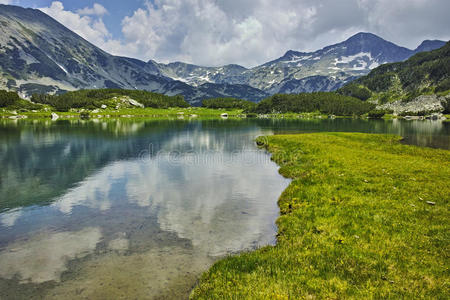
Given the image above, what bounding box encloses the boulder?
[51,112,59,120]
[101,104,107,109]
[128,99,144,108]
[377,94,446,115]
[430,113,441,120]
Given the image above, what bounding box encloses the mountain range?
[0,4,446,105]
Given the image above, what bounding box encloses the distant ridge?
[0,4,446,104]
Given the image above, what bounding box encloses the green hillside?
[339,41,450,104]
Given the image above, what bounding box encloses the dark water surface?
[0,118,448,299]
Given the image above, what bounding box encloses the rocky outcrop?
[377,94,448,114]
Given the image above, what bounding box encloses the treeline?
[0,90,20,107]
[247,92,375,116]
[0,90,41,109]
[202,97,256,110]
[31,89,189,111]
[337,84,372,101]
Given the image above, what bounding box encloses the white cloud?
[38,0,450,67]
[76,3,108,16]
[39,2,115,50]
[0,0,13,4]
[116,0,321,66]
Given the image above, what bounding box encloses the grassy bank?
[191,133,449,299]
[0,107,245,119]
[0,107,339,120]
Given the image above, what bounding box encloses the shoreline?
[190,132,449,299]
[1,108,448,121]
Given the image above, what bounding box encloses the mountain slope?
[0,4,446,105]
[0,4,266,105]
[339,41,450,113]
[155,32,445,93]
[346,41,450,96]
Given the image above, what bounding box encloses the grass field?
[0,107,339,120]
[0,107,245,119]
[191,133,450,299]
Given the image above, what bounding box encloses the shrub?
[368,110,386,118]
[435,78,450,93]
[338,84,372,100]
[0,90,20,107]
[80,111,90,119]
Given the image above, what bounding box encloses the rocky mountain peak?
[414,40,447,53]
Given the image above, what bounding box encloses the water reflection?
[0,119,289,298]
[0,227,102,283]
[0,118,448,299]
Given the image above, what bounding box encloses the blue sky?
[3,0,449,67]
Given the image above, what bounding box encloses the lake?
[0,118,448,299]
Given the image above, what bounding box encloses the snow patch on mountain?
[334,52,372,65]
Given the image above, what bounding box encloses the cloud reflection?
[49,130,289,256]
[0,227,102,283]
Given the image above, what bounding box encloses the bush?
[0,90,20,107]
[80,111,90,119]
[338,84,372,100]
[368,110,386,118]
[435,78,450,93]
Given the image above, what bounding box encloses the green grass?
[0,107,246,119]
[191,133,450,299]
[0,107,336,120]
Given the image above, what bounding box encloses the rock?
[92,109,99,113]
[377,94,446,115]
[51,112,59,120]
[101,104,107,109]
[190,114,198,118]
[9,115,28,119]
[11,110,17,115]
[177,112,184,115]
[426,201,436,205]
[404,116,420,120]
[430,113,441,120]
[221,113,228,118]
[128,98,144,108]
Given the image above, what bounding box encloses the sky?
[1,0,449,67]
